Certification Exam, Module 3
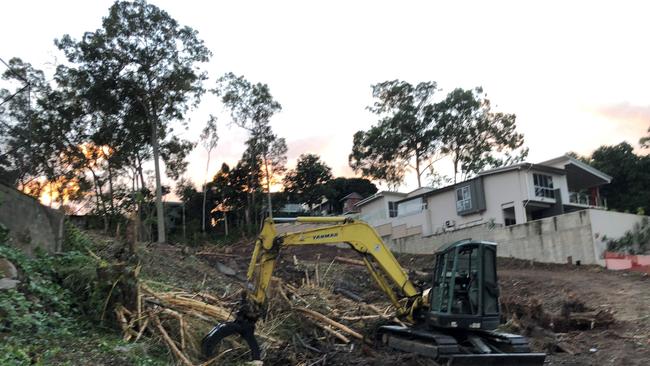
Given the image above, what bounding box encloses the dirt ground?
[137,238,650,366]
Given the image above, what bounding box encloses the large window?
[533,173,555,199]
[388,201,398,218]
[456,186,472,212]
[397,198,426,216]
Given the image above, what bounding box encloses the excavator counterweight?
[201,217,545,365]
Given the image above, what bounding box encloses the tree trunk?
[90,168,109,233]
[182,203,186,242]
[107,160,115,224]
[263,154,273,219]
[415,153,422,188]
[224,211,229,236]
[151,117,165,244]
[202,149,211,233]
[136,153,146,190]
[453,152,459,184]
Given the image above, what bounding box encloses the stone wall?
[0,182,63,256]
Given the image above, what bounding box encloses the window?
[456,186,472,212]
[533,173,555,199]
[388,201,398,218]
[397,198,426,216]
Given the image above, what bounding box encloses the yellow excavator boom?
[246,216,422,317]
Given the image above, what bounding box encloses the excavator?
[202,216,546,366]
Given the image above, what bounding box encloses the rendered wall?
[389,209,648,266]
[589,210,647,266]
[0,182,64,256]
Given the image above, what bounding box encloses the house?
[356,155,612,237]
[340,192,363,214]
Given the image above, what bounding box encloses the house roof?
[340,192,363,201]
[395,180,468,204]
[354,191,407,207]
[477,162,566,177]
[539,155,612,183]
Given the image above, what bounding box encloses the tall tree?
[199,115,219,233]
[214,73,286,221]
[323,177,378,214]
[641,126,650,150]
[587,142,650,214]
[56,0,211,243]
[434,87,528,183]
[283,154,333,209]
[349,80,440,188]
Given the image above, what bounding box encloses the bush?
[605,217,650,254]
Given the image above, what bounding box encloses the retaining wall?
[387,209,647,266]
[0,182,63,256]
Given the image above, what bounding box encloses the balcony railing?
[569,192,607,208]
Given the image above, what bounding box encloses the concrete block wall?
[388,210,600,265]
[0,182,64,256]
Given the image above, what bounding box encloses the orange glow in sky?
[2,1,649,193]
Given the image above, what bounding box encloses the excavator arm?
[201,216,425,360]
[246,216,421,316]
[202,216,545,366]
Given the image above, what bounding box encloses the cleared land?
[128,235,650,366]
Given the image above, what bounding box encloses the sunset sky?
[2,0,649,192]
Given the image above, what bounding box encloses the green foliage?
[585,142,650,214]
[283,154,333,208]
[214,72,287,226]
[323,177,378,214]
[0,226,166,365]
[350,80,439,188]
[605,217,650,254]
[434,87,528,182]
[640,125,650,149]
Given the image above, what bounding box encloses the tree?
[283,154,333,209]
[587,142,650,214]
[323,177,378,214]
[434,87,528,183]
[641,126,650,150]
[0,58,92,209]
[199,116,218,232]
[57,0,211,243]
[349,80,440,188]
[214,73,286,221]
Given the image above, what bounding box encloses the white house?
[356,155,612,238]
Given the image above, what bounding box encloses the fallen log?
[152,315,193,366]
[294,307,363,340]
[334,256,365,267]
[334,287,364,302]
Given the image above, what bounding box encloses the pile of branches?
[114,282,236,365]
[114,257,403,365]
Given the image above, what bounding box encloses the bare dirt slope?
[498,260,650,366]
[134,238,650,366]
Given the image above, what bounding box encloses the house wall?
[426,170,529,233]
[358,192,405,227]
[483,170,529,225]
[358,198,389,226]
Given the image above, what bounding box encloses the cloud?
[595,103,650,132]
[286,135,333,161]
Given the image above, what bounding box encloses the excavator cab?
[428,240,500,331]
